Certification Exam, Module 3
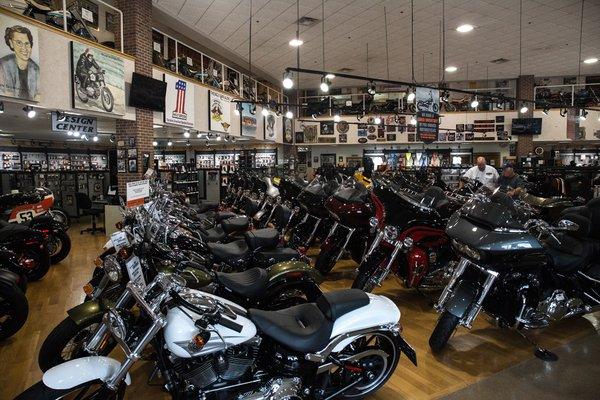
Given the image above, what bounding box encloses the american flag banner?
[174,80,187,114]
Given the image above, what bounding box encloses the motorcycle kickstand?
[515,328,558,362]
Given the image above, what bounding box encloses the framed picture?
[495,115,505,123]
[116,149,125,158]
[127,148,137,158]
[320,121,334,135]
[71,41,125,115]
[456,124,465,133]
[117,159,126,172]
[357,129,367,137]
[263,113,277,141]
[408,133,416,142]
[128,158,137,173]
[164,74,195,128]
[339,133,347,143]
[106,11,117,32]
[0,14,40,101]
[295,131,304,144]
[386,134,396,141]
[303,125,318,143]
[283,118,293,144]
[240,103,257,137]
[208,91,232,133]
[385,116,396,132]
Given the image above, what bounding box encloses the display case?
[48,153,71,171]
[0,151,21,171]
[196,153,215,169]
[22,152,47,171]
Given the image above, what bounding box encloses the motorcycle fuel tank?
[325,195,372,228]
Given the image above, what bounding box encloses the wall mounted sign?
[240,102,256,137]
[209,91,232,133]
[0,14,40,101]
[164,74,194,128]
[71,41,125,115]
[51,112,96,134]
[263,111,280,141]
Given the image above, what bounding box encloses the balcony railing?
[534,83,600,109]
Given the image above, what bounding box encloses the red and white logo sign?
[164,74,194,128]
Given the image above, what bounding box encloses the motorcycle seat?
[221,216,249,234]
[547,233,598,274]
[254,247,299,266]
[214,211,237,223]
[248,289,369,353]
[244,228,280,250]
[199,226,226,243]
[208,239,249,262]
[0,222,30,241]
[216,267,268,299]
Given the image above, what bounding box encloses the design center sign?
[164,74,195,128]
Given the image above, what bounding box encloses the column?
[515,75,535,158]
[114,0,154,195]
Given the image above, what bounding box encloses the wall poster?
[240,102,256,137]
[263,111,280,141]
[71,42,125,115]
[283,118,294,144]
[164,74,194,128]
[0,14,40,101]
[415,87,439,143]
[208,91,232,133]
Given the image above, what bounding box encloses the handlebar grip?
[218,315,244,333]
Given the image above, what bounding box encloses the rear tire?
[49,231,71,265]
[429,311,460,353]
[0,283,28,341]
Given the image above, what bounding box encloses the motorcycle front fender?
[67,300,105,327]
[444,280,479,319]
[43,356,130,390]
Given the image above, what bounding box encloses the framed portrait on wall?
[208,91,232,133]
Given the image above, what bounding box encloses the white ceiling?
[153,0,600,89]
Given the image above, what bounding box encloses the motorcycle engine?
[236,378,302,400]
[536,290,584,322]
[173,342,259,390]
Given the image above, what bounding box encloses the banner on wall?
[70,41,125,115]
[164,74,194,128]
[263,111,281,141]
[240,102,256,137]
[209,91,232,133]
[0,14,40,101]
[415,87,440,143]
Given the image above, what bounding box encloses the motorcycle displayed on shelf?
[21,0,97,42]
[429,191,600,359]
[0,247,29,341]
[20,272,416,400]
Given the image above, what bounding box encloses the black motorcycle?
[430,192,600,359]
[0,221,51,281]
[0,248,29,341]
[22,0,97,42]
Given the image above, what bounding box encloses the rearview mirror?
[557,219,579,232]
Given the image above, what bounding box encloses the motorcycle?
[0,221,50,281]
[22,0,97,42]
[0,248,29,341]
[429,191,600,359]
[75,69,114,112]
[20,272,416,399]
[0,187,69,227]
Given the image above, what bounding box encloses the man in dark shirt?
[498,163,525,197]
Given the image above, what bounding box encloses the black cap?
[503,162,515,169]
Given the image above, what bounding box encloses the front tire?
[15,380,124,400]
[429,311,460,353]
[314,243,340,275]
[49,231,71,265]
[351,252,385,293]
[0,283,28,341]
[101,87,114,112]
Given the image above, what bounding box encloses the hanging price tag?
[186,57,193,66]
[110,231,129,252]
[126,256,146,288]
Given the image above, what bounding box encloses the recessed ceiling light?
[289,38,303,47]
[583,57,598,64]
[445,66,458,72]
[456,24,474,33]
[183,131,190,138]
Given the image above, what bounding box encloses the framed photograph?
[385,116,396,132]
[465,124,474,132]
[437,131,446,141]
[0,14,40,101]
[128,159,137,173]
[79,0,99,29]
[127,148,137,158]
[71,41,125,115]
[164,74,195,128]
[283,118,293,144]
[339,133,347,143]
[495,115,505,123]
[117,149,125,158]
[240,102,257,137]
[263,113,278,141]
[408,133,416,142]
[117,159,126,172]
[386,134,396,141]
[106,11,117,32]
[357,129,367,137]
[320,121,334,135]
[456,124,465,133]
[303,125,318,143]
[208,91,232,133]
[295,131,304,144]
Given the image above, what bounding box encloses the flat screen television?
[511,118,542,135]
[128,73,166,112]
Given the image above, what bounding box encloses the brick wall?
[114,0,154,195]
[515,75,535,158]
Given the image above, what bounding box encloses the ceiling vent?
[490,58,510,64]
[297,16,320,27]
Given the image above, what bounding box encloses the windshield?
[459,190,527,230]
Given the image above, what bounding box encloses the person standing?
[0,25,39,101]
[497,162,525,198]
[461,156,499,189]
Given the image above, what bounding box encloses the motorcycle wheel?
[49,231,71,265]
[49,209,70,229]
[38,315,113,372]
[324,331,400,399]
[19,247,51,281]
[15,381,125,400]
[101,87,114,112]
[0,283,28,341]
[315,244,340,275]
[75,83,89,103]
[429,311,460,353]
[351,252,385,293]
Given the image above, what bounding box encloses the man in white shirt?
[461,156,499,189]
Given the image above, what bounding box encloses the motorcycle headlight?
[384,226,398,242]
[369,217,379,228]
[103,254,122,282]
[89,74,97,82]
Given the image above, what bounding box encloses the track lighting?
[261,108,269,117]
[311,114,317,120]
[320,76,330,93]
[183,130,190,138]
[231,136,236,142]
[560,108,568,117]
[153,141,158,146]
[73,131,80,137]
[23,106,36,118]
[367,81,376,96]
[374,117,381,125]
[92,135,99,142]
[579,109,588,121]
[110,134,115,143]
[234,103,241,116]
[410,116,417,125]
[441,91,450,102]
[285,110,293,119]
[470,96,479,109]
[289,38,303,47]
[217,135,222,141]
[333,114,341,122]
[197,132,202,138]
[186,140,191,146]
[407,88,415,103]
[167,140,173,146]
[282,71,294,89]
[67,131,74,136]
[0,101,4,114]
[520,105,528,113]
[325,73,335,79]
[207,133,214,139]
[81,134,88,141]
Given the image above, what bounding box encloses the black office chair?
[76,192,105,235]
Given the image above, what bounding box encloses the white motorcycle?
[17,273,417,399]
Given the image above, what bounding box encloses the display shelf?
[71,154,91,171]
[0,151,21,171]
[22,152,47,171]
[48,153,71,171]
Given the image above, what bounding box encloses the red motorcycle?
[352,178,460,292]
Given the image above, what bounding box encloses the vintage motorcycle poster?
[70,41,125,115]
[0,14,40,102]
[208,90,232,133]
[240,102,256,137]
[164,74,195,128]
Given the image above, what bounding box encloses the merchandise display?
[1,0,600,399]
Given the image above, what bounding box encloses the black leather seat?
[216,268,269,299]
[208,240,249,261]
[199,226,226,243]
[244,228,280,250]
[221,216,249,234]
[248,289,369,353]
[214,211,237,222]
[0,222,29,242]
[254,247,299,265]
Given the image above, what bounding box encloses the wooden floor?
[1,225,598,400]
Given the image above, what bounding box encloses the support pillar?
[114,0,154,195]
[515,75,535,159]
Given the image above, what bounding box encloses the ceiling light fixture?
[367,81,376,95]
[261,107,269,117]
[470,96,479,108]
[583,57,598,64]
[456,24,474,33]
[110,135,115,143]
[445,66,458,72]
[333,114,341,122]
[282,71,294,89]
[289,38,303,47]
[167,140,173,146]
[183,131,190,138]
[406,88,415,103]
[23,106,36,118]
[285,110,293,119]
[320,76,330,93]
[153,141,158,146]
[520,105,528,113]
[374,116,381,125]
[410,116,417,125]
[92,135,99,142]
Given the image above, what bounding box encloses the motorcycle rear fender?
[396,334,418,366]
[43,356,130,390]
[67,300,106,326]
[267,260,323,282]
[444,280,479,319]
